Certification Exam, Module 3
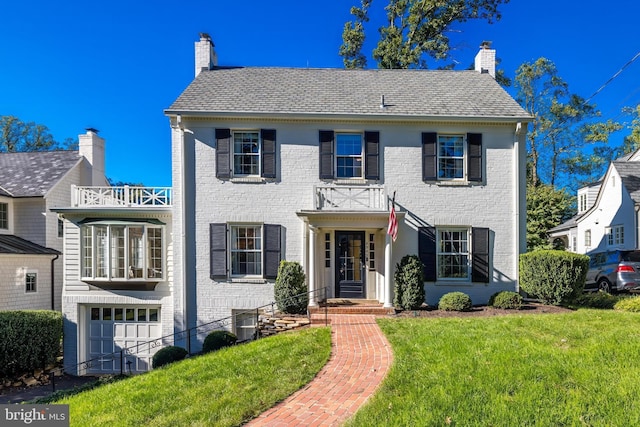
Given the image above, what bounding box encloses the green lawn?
[57,327,331,427]
[346,310,640,427]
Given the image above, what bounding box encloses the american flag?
[387,202,398,242]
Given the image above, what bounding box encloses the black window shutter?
[418,227,437,281]
[263,224,282,279]
[261,129,277,178]
[319,130,334,179]
[364,131,380,180]
[215,128,231,179]
[472,227,490,283]
[467,133,482,182]
[422,132,437,181]
[210,223,227,279]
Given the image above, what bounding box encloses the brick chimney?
[78,128,106,186]
[474,41,496,78]
[195,33,217,77]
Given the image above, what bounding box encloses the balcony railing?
[315,185,387,211]
[72,185,172,208]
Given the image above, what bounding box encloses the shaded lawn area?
[347,310,640,427]
[57,327,331,427]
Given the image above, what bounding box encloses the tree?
[526,183,574,251]
[340,0,509,70]
[0,115,62,152]
[514,58,622,189]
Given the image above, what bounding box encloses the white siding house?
[165,35,532,351]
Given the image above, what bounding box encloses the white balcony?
[72,185,172,208]
[315,185,387,211]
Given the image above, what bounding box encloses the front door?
[335,231,366,298]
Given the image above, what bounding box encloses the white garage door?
[87,306,162,374]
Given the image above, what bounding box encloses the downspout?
[177,114,190,350]
[51,254,59,310]
[514,122,523,292]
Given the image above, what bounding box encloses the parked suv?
[585,250,640,293]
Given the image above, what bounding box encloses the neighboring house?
[0,129,107,311]
[549,150,640,254]
[163,34,532,351]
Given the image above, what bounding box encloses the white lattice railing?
[72,185,172,207]
[315,185,387,210]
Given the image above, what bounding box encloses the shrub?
[438,292,473,312]
[152,346,188,369]
[489,291,523,309]
[572,291,620,309]
[0,310,62,379]
[519,250,589,305]
[393,255,426,310]
[202,330,237,353]
[614,296,640,312]
[274,260,308,314]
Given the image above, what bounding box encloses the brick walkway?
[246,314,393,427]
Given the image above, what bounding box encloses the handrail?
[71,185,172,207]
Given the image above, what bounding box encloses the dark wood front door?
[335,231,365,298]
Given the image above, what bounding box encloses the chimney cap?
[86,127,99,134]
[480,40,492,49]
[199,32,213,43]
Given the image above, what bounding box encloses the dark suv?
[585,250,640,293]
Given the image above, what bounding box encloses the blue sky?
[1,0,639,187]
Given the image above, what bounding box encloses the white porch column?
[308,226,318,306]
[384,233,393,308]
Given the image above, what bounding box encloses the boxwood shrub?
[488,291,523,309]
[614,296,640,312]
[438,292,472,312]
[202,330,237,353]
[519,250,589,305]
[0,310,62,379]
[152,346,188,369]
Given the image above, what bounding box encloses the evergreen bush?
[274,260,308,314]
[0,310,62,379]
[488,291,523,309]
[152,346,188,369]
[572,291,620,309]
[614,296,640,312]
[393,255,425,310]
[519,250,589,305]
[438,292,473,312]
[202,330,237,353]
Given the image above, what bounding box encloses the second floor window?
[0,202,7,229]
[233,131,260,175]
[336,133,363,178]
[319,130,379,180]
[422,132,482,182]
[215,128,276,179]
[438,135,465,179]
[81,223,164,281]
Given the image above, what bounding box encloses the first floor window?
[81,223,164,281]
[0,202,7,229]
[233,131,260,175]
[231,225,262,276]
[437,228,469,279]
[25,272,37,293]
[608,225,624,246]
[584,229,592,247]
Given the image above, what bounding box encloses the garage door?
[87,306,162,374]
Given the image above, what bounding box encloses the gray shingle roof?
[614,161,640,204]
[166,67,531,120]
[0,151,81,197]
[0,234,60,255]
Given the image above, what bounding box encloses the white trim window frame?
[81,223,165,281]
[438,135,466,180]
[335,132,363,179]
[607,225,624,246]
[233,130,261,177]
[0,202,8,230]
[230,224,263,277]
[25,271,37,293]
[584,229,592,247]
[437,227,470,280]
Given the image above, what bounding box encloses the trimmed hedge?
[438,292,473,312]
[519,250,589,305]
[614,296,640,312]
[393,255,426,310]
[274,261,308,314]
[152,346,188,369]
[0,310,62,379]
[202,330,237,353]
[489,291,523,309]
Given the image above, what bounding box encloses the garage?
[87,306,162,374]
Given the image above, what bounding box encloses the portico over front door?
[335,231,365,298]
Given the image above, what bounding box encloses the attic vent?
[380,95,385,108]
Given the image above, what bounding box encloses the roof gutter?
[51,253,59,310]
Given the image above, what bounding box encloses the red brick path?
[246,314,393,426]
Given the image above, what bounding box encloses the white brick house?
[0,129,107,311]
[165,34,532,348]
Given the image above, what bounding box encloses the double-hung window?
[233,131,260,176]
[336,133,363,178]
[608,225,624,246]
[438,136,465,179]
[215,128,276,179]
[231,225,262,276]
[319,130,380,180]
[422,132,482,182]
[81,223,164,281]
[0,202,7,230]
[25,272,37,293]
[437,228,470,279]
